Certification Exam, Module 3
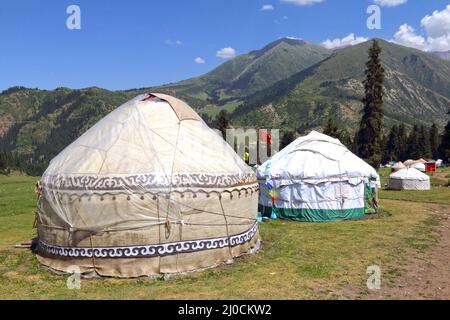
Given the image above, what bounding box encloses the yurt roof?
[257,131,379,185]
[392,162,406,169]
[390,168,429,181]
[42,93,255,194]
[410,162,426,170]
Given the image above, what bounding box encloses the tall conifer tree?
[429,123,440,160]
[439,111,450,162]
[356,40,385,169]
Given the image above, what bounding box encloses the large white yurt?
[388,168,430,190]
[257,131,380,222]
[36,93,259,278]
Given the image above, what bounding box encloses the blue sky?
[0,0,449,91]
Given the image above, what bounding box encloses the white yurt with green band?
[257,131,380,222]
[35,93,259,278]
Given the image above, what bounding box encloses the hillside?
[0,88,132,160]
[152,38,331,105]
[1,38,450,173]
[233,39,450,132]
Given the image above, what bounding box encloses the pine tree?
[389,125,398,159]
[418,125,432,159]
[340,130,354,149]
[439,112,450,162]
[323,117,340,139]
[429,123,441,160]
[356,40,385,169]
[406,125,420,159]
[216,110,230,139]
[381,133,389,164]
[281,131,296,149]
[384,125,399,163]
[397,123,407,161]
[0,151,6,172]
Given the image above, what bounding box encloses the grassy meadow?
[0,169,449,299]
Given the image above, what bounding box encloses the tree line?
[0,150,47,176]
[278,119,449,165]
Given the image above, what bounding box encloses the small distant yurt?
[388,168,430,190]
[36,93,259,278]
[392,162,406,172]
[257,131,380,222]
[410,162,426,172]
[404,159,415,166]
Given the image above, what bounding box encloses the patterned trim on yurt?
[42,173,257,192]
[38,223,258,259]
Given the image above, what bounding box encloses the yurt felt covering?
[36,93,259,278]
[257,132,380,222]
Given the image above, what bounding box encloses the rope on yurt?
[166,122,182,271]
[168,192,257,221]
[157,196,162,274]
[219,196,234,259]
[89,234,98,275]
[37,219,255,233]
[164,122,182,240]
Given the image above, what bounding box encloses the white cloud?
[392,5,450,52]
[165,39,183,46]
[421,5,450,38]
[281,0,324,6]
[392,24,426,50]
[374,0,407,7]
[261,5,274,11]
[322,33,368,49]
[216,47,237,59]
[194,57,206,64]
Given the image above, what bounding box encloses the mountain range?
[1,37,449,167]
[433,50,450,61]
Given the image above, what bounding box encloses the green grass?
[0,173,38,247]
[0,173,446,299]
[201,100,242,119]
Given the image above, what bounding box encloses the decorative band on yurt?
[38,223,258,259]
[41,173,257,191]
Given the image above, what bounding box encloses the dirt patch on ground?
[366,203,450,300]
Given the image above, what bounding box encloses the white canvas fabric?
[257,131,379,213]
[36,93,259,277]
[388,168,430,190]
[410,162,426,172]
